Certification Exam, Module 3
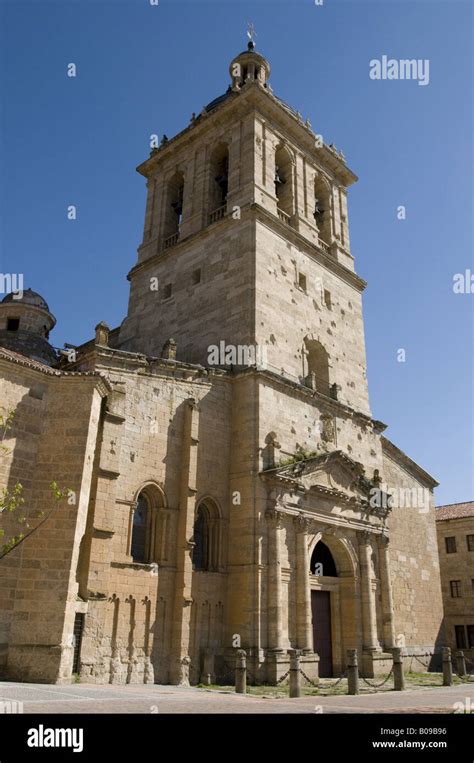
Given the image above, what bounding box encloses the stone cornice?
[381,436,439,489]
[0,348,111,396]
[263,505,386,536]
[260,449,392,519]
[62,346,225,385]
[234,364,386,432]
[127,202,366,294]
[136,80,357,187]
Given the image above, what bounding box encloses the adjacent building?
[436,502,474,658]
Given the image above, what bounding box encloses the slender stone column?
[294,516,313,652]
[357,531,379,651]
[170,398,200,684]
[377,534,396,649]
[266,508,283,651]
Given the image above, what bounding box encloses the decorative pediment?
[261,450,391,517]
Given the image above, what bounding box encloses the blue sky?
[0,0,472,504]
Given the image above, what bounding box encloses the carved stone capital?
[293,514,311,534]
[357,529,373,546]
[265,508,283,527]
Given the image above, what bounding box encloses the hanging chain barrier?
[299,667,319,687]
[276,670,290,685]
[311,669,347,689]
[453,651,474,682]
[360,667,394,689]
[410,653,431,670]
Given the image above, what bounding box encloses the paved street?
[0,681,473,714]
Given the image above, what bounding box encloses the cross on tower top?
[247,22,257,46]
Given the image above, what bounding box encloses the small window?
[163,283,172,299]
[324,290,332,310]
[450,580,462,598]
[298,272,307,292]
[467,534,474,551]
[131,494,148,563]
[192,269,201,285]
[455,625,467,649]
[192,500,220,572]
[445,536,457,554]
[468,625,474,648]
[7,318,19,331]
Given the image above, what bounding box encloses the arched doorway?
[310,541,338,676]
[309,535,357,678]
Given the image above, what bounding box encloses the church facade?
[0,42,444,685]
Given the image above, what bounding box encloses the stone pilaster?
[377,534,396,649]
[357,531,379,651]
[266,508,283,651]
[294,515,313,652]
[170,398,199,685]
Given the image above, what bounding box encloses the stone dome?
[0,287,57,365]
[1,288,51,312]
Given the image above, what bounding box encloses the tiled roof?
[0,346,61,374]
[0,347,111,390]
[436,502,474,521]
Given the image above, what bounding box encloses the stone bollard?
[289,650,302,698]
[442,647,453,686]
[455,650,467,678]
[235,649,247,694]
[392,647,405,691]
[347,649,359,695]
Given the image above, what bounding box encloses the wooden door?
[311,590,333,677]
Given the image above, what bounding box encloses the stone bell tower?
[117,40,370,417]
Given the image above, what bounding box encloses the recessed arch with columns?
[313,170,333,245]
[129,481,168,564]
[302,333,332,393]
[274,142,296,218]
[208,142,230,214]
[192,496,223,572]
[306,530,361,676]
[308,531,358,579]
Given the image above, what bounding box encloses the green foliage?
[279,449,319,467]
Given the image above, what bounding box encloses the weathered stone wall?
[255,222,371,416]
[77,356,232,684]
[119,218,255,364]
[0,359,106,682]
[382,446,444,658]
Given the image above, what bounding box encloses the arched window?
[313,175,332,246]
[163,171,184,244]
[274,145,293,220]
[130,485,166,564]
[311,541,338,577]
[209,143,229,219]
[131,493,149,563]
[304,338,330,395]
[192,500,220,572]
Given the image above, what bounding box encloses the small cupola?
[0,288,57,365]
[229,40,271,91]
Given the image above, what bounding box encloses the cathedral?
[0,40,444,685]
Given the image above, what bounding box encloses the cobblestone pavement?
[0,681,473,714]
